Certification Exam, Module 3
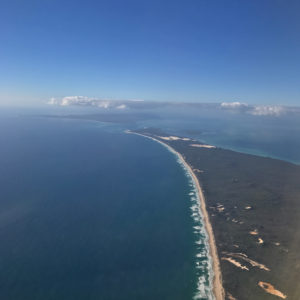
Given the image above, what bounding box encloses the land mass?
[131,128,300,300]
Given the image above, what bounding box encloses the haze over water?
[135,106,300,165]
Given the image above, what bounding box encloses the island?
[128,128,300,300]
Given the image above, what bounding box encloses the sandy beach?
[127,131,225,300]
[181,155,225,300]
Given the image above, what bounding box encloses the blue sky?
[0,0,299,106]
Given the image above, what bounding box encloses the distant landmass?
[42,112,160,124]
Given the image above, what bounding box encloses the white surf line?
[125,130,225,300]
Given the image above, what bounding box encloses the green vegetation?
[136,128,300,300]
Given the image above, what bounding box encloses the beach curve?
[126,130,225,300]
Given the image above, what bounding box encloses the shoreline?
[127,131,224,300]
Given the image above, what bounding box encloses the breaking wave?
[151,139,215,300]
[129,132,215,299]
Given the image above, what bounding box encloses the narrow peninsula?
[129,128,300,300]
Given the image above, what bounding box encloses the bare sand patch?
[258,238,264,244]
[249,229,258,235]
[158,136,191,141]
[217,205,225,212]
[221,257,249,271]
[224,252,270,271]
[227,292,237,300]
[258,282,287,299]
[190,143,216,149]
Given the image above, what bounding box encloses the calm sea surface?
[0,113,212,300]
[1,106,299,300]
[138,108,300,164]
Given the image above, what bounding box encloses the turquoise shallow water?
[137,108,300,165]
[0,114,212,300]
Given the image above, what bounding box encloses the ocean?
[1,106,299,300]
[0,112,212,300]
[137,107,300,164]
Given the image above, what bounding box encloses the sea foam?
[129,133,215,300]
[150,138,215,300]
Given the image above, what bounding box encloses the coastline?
[127,131,224,300]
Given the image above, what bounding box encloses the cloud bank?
[221,101,248,109]
[48,97,294,117]
[47,96,132,109]
[220,102,286,116]
[250,105,284,116]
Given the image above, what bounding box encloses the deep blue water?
[1,105,298,300]
[0,114,211,300]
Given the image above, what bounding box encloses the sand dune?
[258,282,287,299]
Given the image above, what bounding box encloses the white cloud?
[47,96,133,109]
[47,96,108,107]
[116,104,127,109]
[60,96,91,106]
[220,101,285,116]
[250,105,285,116]
[47,97,59,105]
[48,97,288,117]
[97,101,110,108]
[221,101,248,109]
